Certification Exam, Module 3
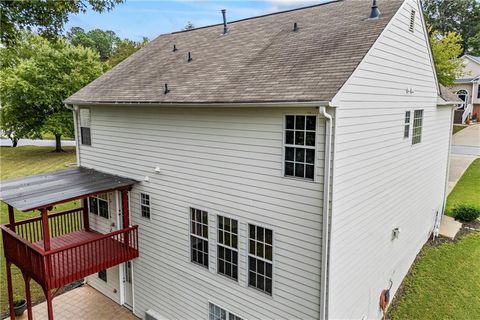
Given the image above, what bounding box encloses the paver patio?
[8,285,138,320]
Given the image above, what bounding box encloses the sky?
[65,0,325,41]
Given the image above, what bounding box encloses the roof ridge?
[171,0,343,35]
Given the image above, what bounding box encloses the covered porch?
[0,167,139,320]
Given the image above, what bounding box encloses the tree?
[467,32,480,56]
[429,30,464,86]
[106,37,149,67]
[183,21,195,31]
[67,27,121,61]
[0,0,124,46]
[0,33,104,151]
[423,0,480,54]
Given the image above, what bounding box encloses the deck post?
[121,190,130,228]
[8,205,15,231]
[6,261,15,319]
[82,198,90,231]
[44,288,54,320]
[41,208,51,251]
[23,274,33,320]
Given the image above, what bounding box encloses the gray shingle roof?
[65,0,404,105]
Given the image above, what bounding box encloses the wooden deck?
[34,230,103,251]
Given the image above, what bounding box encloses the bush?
[452,204,480,222]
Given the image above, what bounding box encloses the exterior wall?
[329,0,451,319]
[462,56,480,78]
[85,192,122,303]
[75,106,328,319]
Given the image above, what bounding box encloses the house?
[1,0,459,319]
[450,55,480,123]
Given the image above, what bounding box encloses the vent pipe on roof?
[187,51,193,62]
[173,44,178,52]
[164,83,170,94]
[293,22,299,32]
[368,0,381,19]
[221,9,229,34]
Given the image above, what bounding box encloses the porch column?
[8,205,15,231]
[23,274,33,320]
[82,198,90,231]
[41,208,51,251]
[6,261,15,319]
[121,190,130,228]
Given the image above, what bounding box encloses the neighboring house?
[450,55,480,123]
[1,1,459,320]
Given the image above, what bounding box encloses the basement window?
[284,115,316,180]
[79,108,91,146]
[140,193,151,219]
[412,109,424,145]
[190,208,209,268]
[209,303,243,320]
[217,215,238,280]
[248,224,273,295]
[409,9,416,32]
[89,193,109,219]
[404,111,411,138]
[98,269,107,282]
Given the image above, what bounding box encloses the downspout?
[440,105,455,226]
[319,106,332,320]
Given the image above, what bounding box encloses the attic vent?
[409,9,416,32]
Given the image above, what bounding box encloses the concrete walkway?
[451,124,480,156]
[9,285,137,320]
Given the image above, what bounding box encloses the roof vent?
[164,83,170,94]
[173,44,178,52]
[368,0,381,19]
[187,51,193,62]
[221,9,229,34]
[293,22,299,32]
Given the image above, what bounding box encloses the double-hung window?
[412,110,424,145]
[404,111,411,138]
[190,208,209,268]
[284,115,316,180]
[217,216,238,280]
[79,108,91,146]
[140,193,150,219]
[248,224,273,295]
[209,303,243,320]
[88,193,109,219]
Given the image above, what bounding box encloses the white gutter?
[319,106,333,320]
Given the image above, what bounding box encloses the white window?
[217,216,238,280]
[248,224,273,295]
[190,208,209,268]
[140,193,150,219]
[284,115,316,180]
[412,110,424,145]
[209,303,243,320]
[404,111,411,138]
[409,9,416,32]
[79,108,91,146]
[88,193,109,218]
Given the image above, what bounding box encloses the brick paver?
[9,285,138,320]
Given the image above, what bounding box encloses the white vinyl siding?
[329,0,450,319]
[78,106,326,320]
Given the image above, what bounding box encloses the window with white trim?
[98,269,107,282]
[190,208,209,268]
[284,115,316,180]
[248,224,273,295]
[79,108,91,146]
[88,193,109,219]
[209,303,243,320]
[412,109,424,145]
[409,9,416,32]
[217,216,238,280]
[404,111,411,138]
[140,193,150,219]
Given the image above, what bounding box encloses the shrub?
[452,204,480,222]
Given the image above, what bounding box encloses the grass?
[452,124,468,135]
[388,158,480,319]
[0,146,76,315]
[445,159,480,216]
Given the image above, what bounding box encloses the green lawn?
[445,159,480,216]
[452,124,468,135]
[389,158,480,319]
[0,146,77,315]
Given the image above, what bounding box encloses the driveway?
[451,124,480,156]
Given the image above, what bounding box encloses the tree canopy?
[107,37,149,67]
[0,0,124,46]
[67,27,121,61]
[429,30,464,86]
[0,32,105,151]
[423,0,480,55]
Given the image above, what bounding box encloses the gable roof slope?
[66,0,404,105]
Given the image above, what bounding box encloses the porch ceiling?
[0,167,137,212]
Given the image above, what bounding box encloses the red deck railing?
[1,208,139,289]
